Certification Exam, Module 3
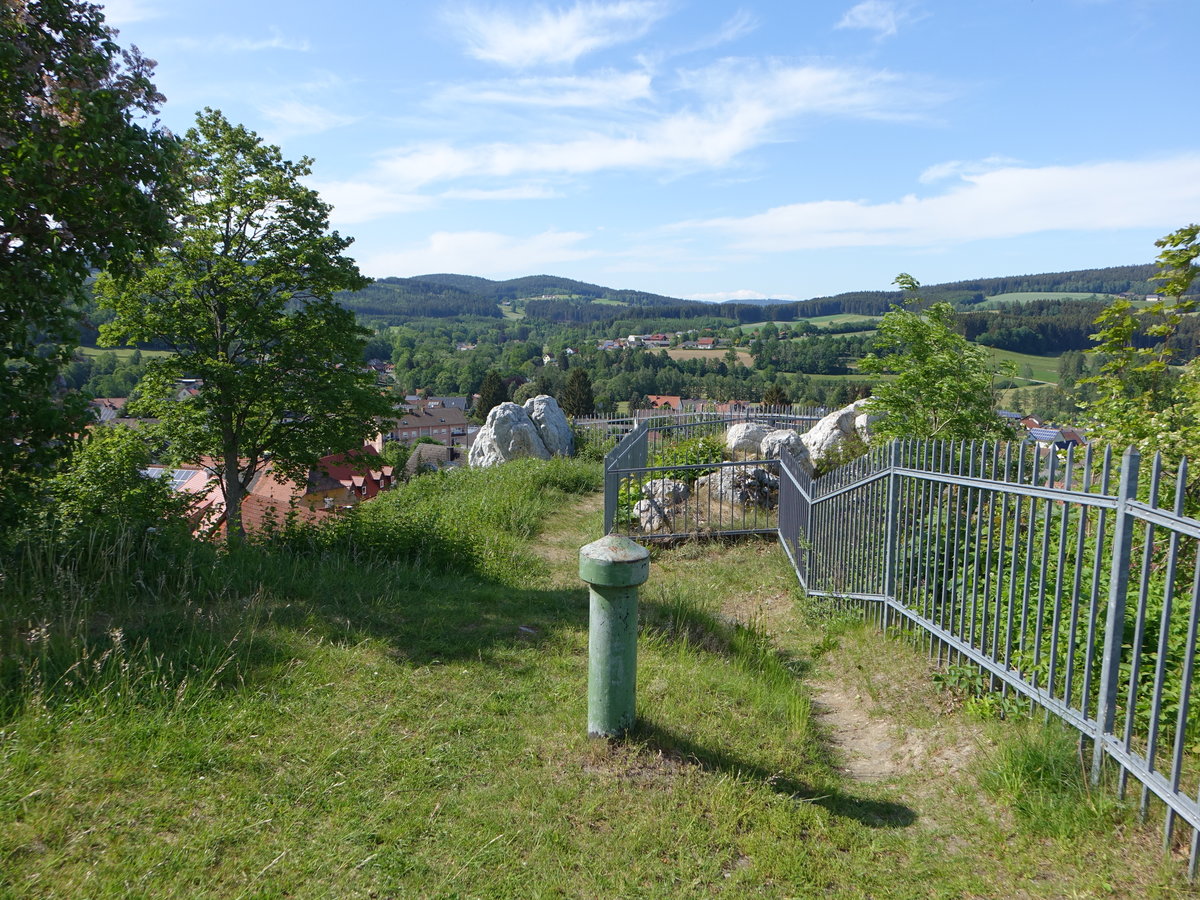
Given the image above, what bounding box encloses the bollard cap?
[579,534,650,588]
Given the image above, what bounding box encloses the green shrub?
[649,434,726,484]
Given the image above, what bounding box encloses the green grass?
[984,347,1064,384]
[0,461,1188,897]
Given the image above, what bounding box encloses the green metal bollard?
[579,534,650,739]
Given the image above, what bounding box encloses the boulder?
[801,399,872,469]
[760,428,802,459]
[633,497,671,532]
[642,478,690,504]
[695,465,777,507]
[726,422,770,455]
[523,394,574,457]
[468,402,552,467]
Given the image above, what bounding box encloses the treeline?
[336,278,502,320]
[958,300,1112,354]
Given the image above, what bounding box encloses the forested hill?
[334,263,1161,325]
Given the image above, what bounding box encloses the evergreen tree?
[560,368,595,417]
[762,383,790,407]
[476,371,508,420]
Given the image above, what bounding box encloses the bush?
[650,434,726,484]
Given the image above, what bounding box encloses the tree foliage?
[559,367,594,417]
[96,109,389,543]
[475,370,508,420]
[1083,224,1200,502]
[861,275,1011,442]
[0,0,178,524]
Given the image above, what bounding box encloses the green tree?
[49,426,189,541]
[762,382,790,407]
[559,367,595,417]
[96,109,389,544]
[1,0,178,524]
[1083,224,1200,502]
[861,274,1011,441]
[476,370,508,420]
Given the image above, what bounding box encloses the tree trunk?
[223,438,244,546]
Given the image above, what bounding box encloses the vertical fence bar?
[1092,446,1141,784]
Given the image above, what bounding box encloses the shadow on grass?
[632,718,917,829]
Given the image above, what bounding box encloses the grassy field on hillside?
[0,459,1187,897]
[985,347,1063,384]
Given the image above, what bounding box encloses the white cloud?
[367,61,938,193]
[359,230,596,278]
[260,101,357,137]
[687,289,798,302]
[835,1,915,38]
[677,155,1200,251]
[918,155,1021,184]
[447,1,668,67]
[100,0,161,26]
[316,181,435,225]
[169,27,309,53]
[440,185,562,201]
[435,70,654,108]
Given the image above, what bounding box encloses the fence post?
[881,441,903,625]
[1092,445,1141,784]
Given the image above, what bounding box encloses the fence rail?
[778,438,1200,876]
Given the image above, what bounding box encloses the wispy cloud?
[434,70,654,108]
[835,1,918,39]
[359,230,595,278]
[259,100,357,137]
[675,155,1200,251]
[677,8,759,54]
[364,61,940,195]
[315,181,435,225]
[100,0,161,27]
[918,155,1022,184]
[168,27,310,53]
[447,1,669,67]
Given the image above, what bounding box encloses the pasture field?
[984,347,1064,384]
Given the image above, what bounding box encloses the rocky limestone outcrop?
[694,466,777,507]
[523,394,574,457]
[633,497,672,532]
[642,478,690,504]
[468,402,552,467]
[726,422,770,455]
[801,399,874,470]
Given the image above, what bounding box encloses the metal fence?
[778,438,1200,876]
[602,409,823,538]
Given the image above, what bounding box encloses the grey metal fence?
[602,409,824,538]
[778,438,1200,876]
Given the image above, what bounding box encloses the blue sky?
[99,0,1200,301]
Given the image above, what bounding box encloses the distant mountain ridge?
[334,264,1160,325]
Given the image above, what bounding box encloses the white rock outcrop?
[633,497,671,532]
[694,466,777,507]
[726,422,770,455]
[468,402,553,467]
[523,394,574,457]
[801,399,873,469]
[642,478,690,504]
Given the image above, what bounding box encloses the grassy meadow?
[0,458,1189,897]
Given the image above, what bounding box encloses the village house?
[374,404,470,448]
